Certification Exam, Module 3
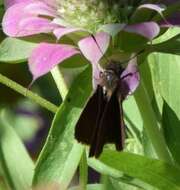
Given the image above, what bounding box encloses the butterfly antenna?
[91,35,145,65]
[122,49,145,64]
[91,34,110,64]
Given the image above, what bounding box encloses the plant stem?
[0,73,58,113]
[51,66,68,100]
[79,150,88,190]
[134,80,173,164]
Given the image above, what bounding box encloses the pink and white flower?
[2,0,179,94]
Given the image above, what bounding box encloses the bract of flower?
[2,0,179,95]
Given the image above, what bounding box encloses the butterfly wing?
[89,89,125,157]
[75,85,105,145]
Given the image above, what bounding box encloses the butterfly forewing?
[89,88,124,157]
[75,85,106,145]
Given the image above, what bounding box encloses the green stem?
[79,150,88,190]
[0,73,58,113]
[134,80,173,163]
[51,66,68,100]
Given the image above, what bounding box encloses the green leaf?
[33,65,92,189]
[153,28,180,44]
[148,53,180,120]
[79,150,88,190]
[100,175,116,190]
[109,177,152,190]
[0,37,37,63]
[150,28,180,55]
[0,110,34,190]
[124,96,143,135]
[69,184,104,190]
[151,33,180,55]
[88,156,154,190]
[134,80,172,163]
[97,150,180,190]
[118,31,147,52]
[162,101,180,166]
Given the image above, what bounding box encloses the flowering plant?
[0,0,180,189]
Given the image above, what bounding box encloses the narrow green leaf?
[154,53,180,116]
[0,37,37,63]
[79,150,88,190]
[33,65,92,189]
[69,184,104,190]
[134,80,172,163]
[151,34,180,55]
[100,175,116,190]
[0,110,34,190]
[109,177,150,190]
[149,27,180,55]
[148,52,180,121]
[153,28,180,44]
[162,101,180,166]
[97,150,180,190]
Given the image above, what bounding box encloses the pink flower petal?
[53,27,86,40]
[120,59,140,98]
[19,17,56,35]
[25,1,57,17]
[78,32,110,63]
[2,1,56,37]
[28,43,80,80]
[78,32,110,89]
[124,22,160,40]
[4,0,32,9]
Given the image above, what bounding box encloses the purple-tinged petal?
[28,43,80,80]
[78,32,110,63]
[138,4,166,15]
[4,0,32,9]
[25,1,57,17]
[2,2,57,37]
[124,22,160,40]
[53,27,86,40]
[138,4,171,25]
[120,59,140,98]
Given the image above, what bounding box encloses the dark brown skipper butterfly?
[75,35,141,157]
